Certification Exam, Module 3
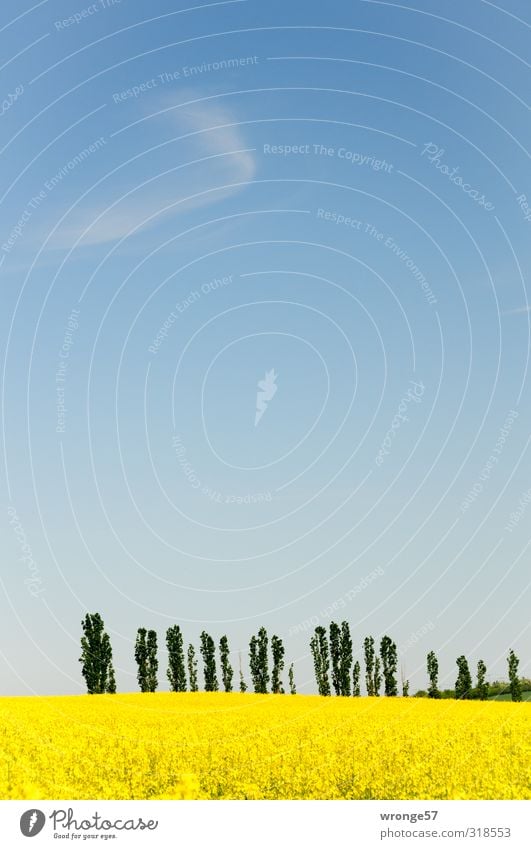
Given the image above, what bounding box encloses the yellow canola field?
[0,692,529,800]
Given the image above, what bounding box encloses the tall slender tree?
[200,631,218,691]
[107,662,116,694]
[477,660,488,701]
[248,627,269,694]
[257,627,269,694]
[310,626,331,696]
[135,628,149,693]
[249,634,259,693]
[146,630,158,692]
[352,660,361,696]
[167,626,187,692]
[364,636,375,696]
[329,621,341,696]
[373,656,382,696]
[79,613,115,694]
[455,655,472,700]
[508,650,522,702]
[339,621,353,696]
[271,635,285,694]
[135,628,158,692]
[288,663,296,695]
[380,635,398,696]
[427,651,440,699]
[219,635,233,693]
[187,643,198,692]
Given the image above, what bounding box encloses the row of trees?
[427,649,523,702]
[79,614,525,701]
[310,625,400,697]
[79,614,296,695]
[310,621,524,702]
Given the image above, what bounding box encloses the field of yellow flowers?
[0,693,529,800]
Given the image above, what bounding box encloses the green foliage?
[329,622,341,696]
[200,631,218,692]
[373,656,382,696]
[146,630,158,692]
[455,655,473,700]
[339,622,353,696]
[310,626,331,696]
[135,628,158,692]
[352,661,361,696]
[249,627,270,694]
[380,635,398,696]
[219,635,233,693]
[187,644,198,692]
[107,663,116,694]
[249,635,259,692]
[79,613,115,695]
[477,659,488,701]
[402,680,409,697]
[135,628,149,693]
[427,651,440,699]
[271,635,285,694]
[329,621,353,696]
[167,626,187,692]
[364,636,375,696]
[508,649,522,702]
[288,663,296,695]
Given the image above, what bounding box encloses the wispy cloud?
[49,98,255,249]
[503,305,531,315]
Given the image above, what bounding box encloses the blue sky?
[1,0,530,696]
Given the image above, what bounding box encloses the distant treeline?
[79,614,295,696]
[79,614,526,702]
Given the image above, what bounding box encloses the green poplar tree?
[455,655,472,700]
[352,661,361,696]
[339,621,353,696]
[167,626,187,692]
[219,635,233,693]
[373,656,382,696]
[508,650,522,702]
[271,635,285,694]
[329,621,341,696]
[200,631,218,691]
[364,636,375,696]
[249,634,259,693]
[135,628,149,693]
[187,644,198,692]
[288,663,296,695]
[476,660,488,701]
[107,663,116,694]
[79,613,115,694]
[135,628,158,692]
[257,627,269,693]
[427,651,440,699]
[146,630,158,692]
[310,626,331,696]
[380,635,398,696]
[249,628,270,694]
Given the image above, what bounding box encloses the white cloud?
[49,98,255,249]
[503,305,531,315]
